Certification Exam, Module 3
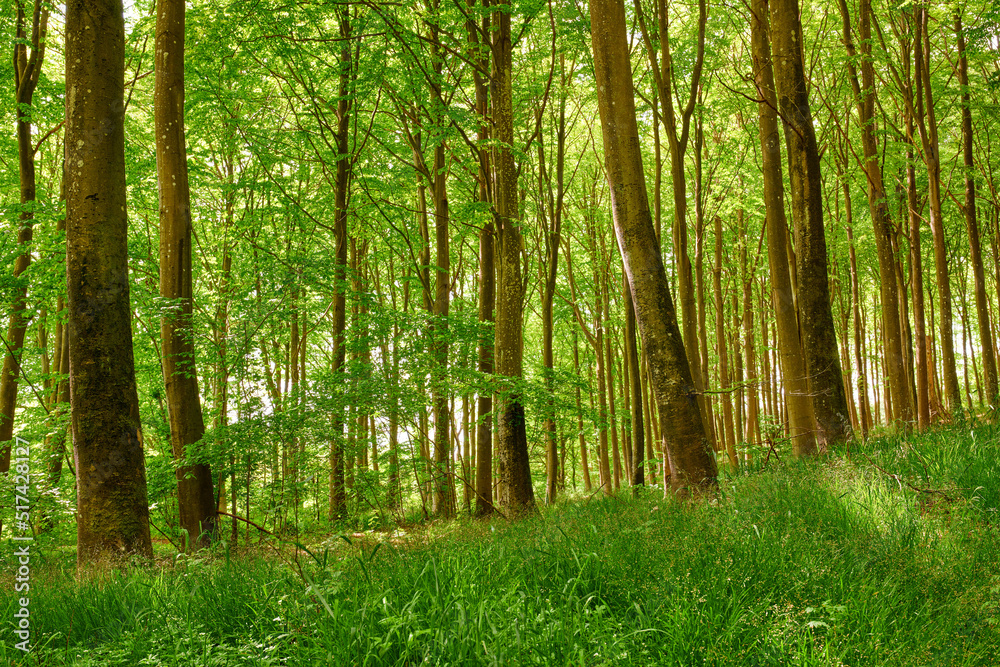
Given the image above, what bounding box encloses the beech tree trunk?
[955,11,998,408]
[713,216,739,466]
[0,1,48,474]
[156,0,216,550]
[838,0,913,429]
[492,4,534,511]
[328,10,352,520]
[633,0,712,443]
[67,0,153,565]
[913,4,962,415]
[624,275,645,487]
[769,0,852,446]
[751,0,817,455]
[466,0,495,517]
[590,0,717,493]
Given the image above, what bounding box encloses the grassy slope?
[2,424,998,666]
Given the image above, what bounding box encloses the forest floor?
[1,423,999,666]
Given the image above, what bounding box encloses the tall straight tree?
[66,0,153,564]
[328,9,353,520]
[0,1,48,474]
[912,3,961,414]
[590,0,717,493]
[750,0,816,455]
[156,0,216,550]
[492,2,534,511]
[467,0,495,516]
[769,0,852,446]
[955,9,998,407]
[838,0,912,429]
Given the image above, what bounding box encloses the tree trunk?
[539,59,568,503]
[713,215,739,466]
[573,329,592,492]
[328,10,352,520]
[633,0,711,444]
[624,275,645,487]
[492,4,534,511]
[590,0,717,493]
[0,1,49,474]
[913,4,961,414]
[769,0,852,446]
[156,0,216,550]
[740,214,761,449]
[838,0,912,429]
[67,0,153,565]
[955,11,998,408]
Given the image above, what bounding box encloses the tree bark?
[633,0,712,444]
[913,4,962,414]
[713,215,739,466]
[492,3,534,511]
[590,0,717,493]
[0,1,49,474]
[67,0,153,565]
[769,0,852,446]
[838,0,912,429]
[156,0,216,550]
[955,11,998,408]
[328,10,352,520]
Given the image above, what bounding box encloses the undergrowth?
[1,423,998,665]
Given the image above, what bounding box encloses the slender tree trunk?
[624,275,645,487]
[838,0,912,429]
[590,0,717,493]
[328,10,352,520]
[156,0,216,550]
[603,270,621,490]
[713,216,739,466]
[573,329,592,492]
[430,136,453,518]
[913,4,961,415]
[769,0,852,446]
[956,11,998,408]
[0,1,48,473]
[540,61,568,503]
[492,4,534,511]
[591,218,612,493]
[741,217,761,448]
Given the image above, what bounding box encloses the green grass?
[2,424,998,665]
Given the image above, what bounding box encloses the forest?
[1,0,999,663]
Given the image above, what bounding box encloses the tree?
[0,0,48,475]
[590,0,717,493]
[838,0,913,430]
[66,0,153,565]
[156,0,216,550]
[492,2,535,511]
[750,0,816,455]
[769,0,852,446]
[955,8,997,409]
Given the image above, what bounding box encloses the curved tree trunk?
[590,0,717,493]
